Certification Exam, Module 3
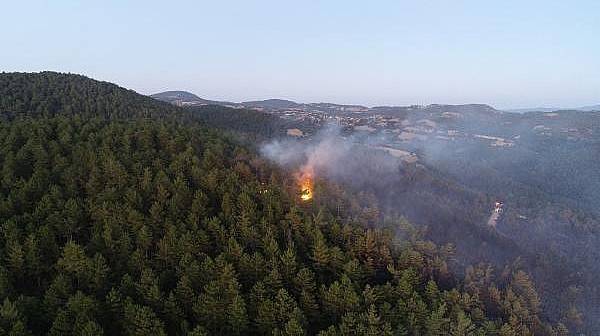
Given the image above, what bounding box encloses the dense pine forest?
[0,72,569,335]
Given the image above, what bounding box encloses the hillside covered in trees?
[0,72,568,335]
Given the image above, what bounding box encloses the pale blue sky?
[2,0,599,108]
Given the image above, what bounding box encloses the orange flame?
[300,179,312,201]
[296,166,313,201]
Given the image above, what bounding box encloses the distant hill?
[0,71,182,119]
[151,90,234,106]
[507,104,600,113]
[152,91,506,117]
[152,92,303,110]
[579,104,600,112]
[242,98,300,109]
[151,90,600,116]
[151,90,207,102]
[507,107,570,113]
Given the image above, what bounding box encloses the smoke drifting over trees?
[260,124,401,192]
[260,116,600,333]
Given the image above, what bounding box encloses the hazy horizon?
[150,87,600,111]
[2,0,599,109]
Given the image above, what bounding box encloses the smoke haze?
[260,123,402,191]
[259,113,600,332]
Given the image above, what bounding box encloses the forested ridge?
[0,72,567,335]
[0,72,182,120]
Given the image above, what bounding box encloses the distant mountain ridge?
[507,104,600,113]
[579,104,600,111]
[150,90,504,115]
[152,90,600,114]
[241,98,301,109]
[151,90,206,102]
[151,90,234,107]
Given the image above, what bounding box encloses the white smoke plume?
[260,123,402,191]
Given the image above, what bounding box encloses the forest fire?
[296,168,314,201]
[300,179,313,201]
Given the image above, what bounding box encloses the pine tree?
[122,302,166,336]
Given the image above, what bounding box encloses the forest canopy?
[0,72,568,335]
